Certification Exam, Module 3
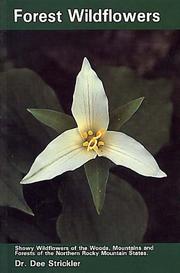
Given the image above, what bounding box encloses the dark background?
[1,30,180,243]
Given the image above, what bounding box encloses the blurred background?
[0,30,180,243]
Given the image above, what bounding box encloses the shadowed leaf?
[0,69,62,173]
[1,215,51,243]
[57,171,148,243]
[0,152,33,215]
[0,69,61,214]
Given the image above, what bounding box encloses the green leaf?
[57,171,148,243]
[28,109,76,135]
[84,158,110,214]
[0,152,33,215]
[0,68,62,173]
[0,68,62,143]
[109,97,144,130]
[0,68,62,214]
[98,66,173,154]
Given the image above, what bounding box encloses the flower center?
[82,129,105,153]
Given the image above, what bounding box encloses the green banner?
[0,0,180,30]
[0,244,180,273]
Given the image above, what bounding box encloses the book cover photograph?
[0,1,180,272]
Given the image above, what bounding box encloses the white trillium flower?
[21,58,166,184]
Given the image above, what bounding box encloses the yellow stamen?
[87,138,97,151]
[98,141,104,147]
[82,132,88,139]
[96,129,105,138]
[82,129,106,154]
[88,130,94,136]
[82,141,89,147]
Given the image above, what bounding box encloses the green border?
[0,244,180,273]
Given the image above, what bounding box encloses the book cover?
[0,1,180,272]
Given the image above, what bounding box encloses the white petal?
[100,131,167,178]
[21,128,96,184]
[72,57,109,133]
